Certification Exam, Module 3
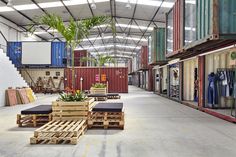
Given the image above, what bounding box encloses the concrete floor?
[1,86,236,157]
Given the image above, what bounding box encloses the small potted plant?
[52,90,95,120]
[90,83,107,95]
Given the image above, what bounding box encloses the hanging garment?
[229,71,235,96]
[218,71,226,97]
[208,72,218,106]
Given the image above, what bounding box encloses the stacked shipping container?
[166,0,236,58]
[7,42,67,68]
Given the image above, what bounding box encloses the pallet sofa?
[88,103,124,129]
[17,105,52,127]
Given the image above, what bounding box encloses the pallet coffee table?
[88,103,124,129]
[17,105,52,127]
[87,94,107,101]
[107,93,121,99]
[30,119,87,144]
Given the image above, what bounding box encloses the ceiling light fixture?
[125,0,131,9]
[7,0,13,7]
[91,0,96,9]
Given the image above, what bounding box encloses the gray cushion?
[92,103,123,112]
[21,105,52,114]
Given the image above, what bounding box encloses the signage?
[95,74,100,82]
[101,74,106,82]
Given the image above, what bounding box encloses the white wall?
[0,49,28,107]
[0,16,40,53]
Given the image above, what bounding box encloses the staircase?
[0,49,28,106]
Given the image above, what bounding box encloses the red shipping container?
[64,67,128,93]
[166,0,184,58]
[147,66,153,91]
[74,50,88,66]
[140,46,148,69]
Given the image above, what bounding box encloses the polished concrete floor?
[0,86,236,157]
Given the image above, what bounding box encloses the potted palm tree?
[38,14,110,89]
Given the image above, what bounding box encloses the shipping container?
[147,67,153,91]
[64,67,128,93]
[184,0,196,46]
[140,46,148,69]
[51,42,67,67]
[149,28,167,65]
[181,0,236,58]
[128,59,132,74]
[7,42,22,68]
[166,0,184,58]
[74,50,88,66]
[7,42,68,68]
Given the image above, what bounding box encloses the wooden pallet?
[52,98,95,120]
[90,87,107,95]
[88,111,124,129]
[30,120,87,145]
[107,95,121,99]
[17,114,52,127]
[94,97,107,101]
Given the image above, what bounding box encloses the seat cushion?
[107,93,120,96]
[92,103,123,112]
[21,105,52,115]
[88,94,107,97]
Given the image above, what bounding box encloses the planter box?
[52,97,95,120]
[90,87,107,95]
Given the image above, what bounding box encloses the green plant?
[91,83,107,88]
[36,14,110,89]
[59,90,86,102]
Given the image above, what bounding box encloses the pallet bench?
[87,94,107,101]
[107,93,121,99]
[17,105,52,127]
[30,119,87,145]
[88,103,124,129]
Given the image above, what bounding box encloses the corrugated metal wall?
[219,0,236,35]
[64,67,128,93]
[7,42,22,67]
[173,0,184,51]
[156,28,166,61]
[196,0,212,40]
[140,46,148,69]
[74,50,88,66]
[148,67,153,91]
[197,0,236,40]
[150,28,166,63]
[51,42,66,67]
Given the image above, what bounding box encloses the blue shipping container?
[51,42,67,67]
[7,42,22,68]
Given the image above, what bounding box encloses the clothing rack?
[216,68,236,117]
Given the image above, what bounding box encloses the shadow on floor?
[8,126,36,132]
[85,129,123,135]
